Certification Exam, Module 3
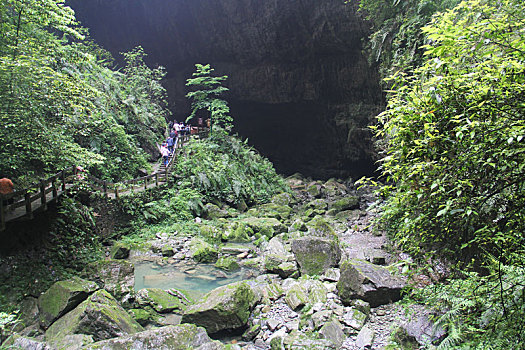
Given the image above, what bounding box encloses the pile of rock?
[3,175,445,349]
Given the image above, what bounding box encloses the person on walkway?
[0,177,14,206]
[159,143,170,166]
[167,136,174,155]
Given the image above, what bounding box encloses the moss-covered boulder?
[239,217,285,238]
[190,238,219,263]
[136,288,193,314]
[199,224,221,242]
[306,216,337,239]
[284,279,327,310]
[161,245,175,257]
[306,182,322,198]
[38,277,98,329]
[335,209,362,222]
[271,192,295,206]
[84,324,225,350]
[330,196,359,212]
[45,290,143,344]
[323,178,348,197]
[129,308,157,327]
[203,203,228,220]
[289,219,308,232]
[82,260,134,301]
[307,199,328,211]
[215,256,240,271]
[291,237,341,276]
[222,222,252,243]
[258,203,293,220]
[284,283,308,310]
[320,320,346,348]
[181,281,257,334]
[110,242,131,260]
[337,259,406,307]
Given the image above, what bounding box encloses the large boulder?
[82,260,134,301]
[203,203,228,220]
[258,203,293,220]
[306,216,337,239]
[190,238,219,263]
[181,281,257,334]
[239,217,285,238]
[319,320,346,348]
[84,324,224,350]
[136,288,193,314]
[291,237,341,276]
[45,290,143,344]
[337,259,406,307]
[38,277,99,329]
[330,196,359,212]
[222,222,253,243]
[271,192,295,206]
[284,279,327,310]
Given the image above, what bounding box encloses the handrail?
[0,128,209,231]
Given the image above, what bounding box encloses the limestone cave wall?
[67,0,384,179]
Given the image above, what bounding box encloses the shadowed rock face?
[67,0,383,178]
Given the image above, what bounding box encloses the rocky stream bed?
[3,175,445,349]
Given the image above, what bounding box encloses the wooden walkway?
[0,129,208,231]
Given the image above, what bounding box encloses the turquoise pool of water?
[134,261,255,294]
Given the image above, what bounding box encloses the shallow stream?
[134,261,256,294]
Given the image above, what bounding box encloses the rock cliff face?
[67,0,383,179]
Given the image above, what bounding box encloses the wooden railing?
[0,128,208,231]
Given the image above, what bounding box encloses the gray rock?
[136,288,193,313]
[337,259,405,307]
[319,320,346,348]
[288,219,308,232]
[321,268,340,282]
[284,283,308,310]
[343,308,368,330]
[291,237,341,276]
[265,237,287,257]
[306,182,322,198]
[286,335,336,349]
[45,290,143,343]
[83,324,224,349]
[220,243,255,256]
[355,325,375,348]
[181,282,257,334]
[1,334,53,350]
[266,318,280,331]
[312,310,332,329]
[82,260,134,301]
[38,277,98,329]
[397,315,446,346]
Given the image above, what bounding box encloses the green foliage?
[408,258,525,348]
[0,310,18,344]
[0,1,168,184]
[374,1,525,347]
[375,0,525,263]
[358,0,461,80]
[186,64,232,133]
[48,196,102,270]
[174,132,289,206]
